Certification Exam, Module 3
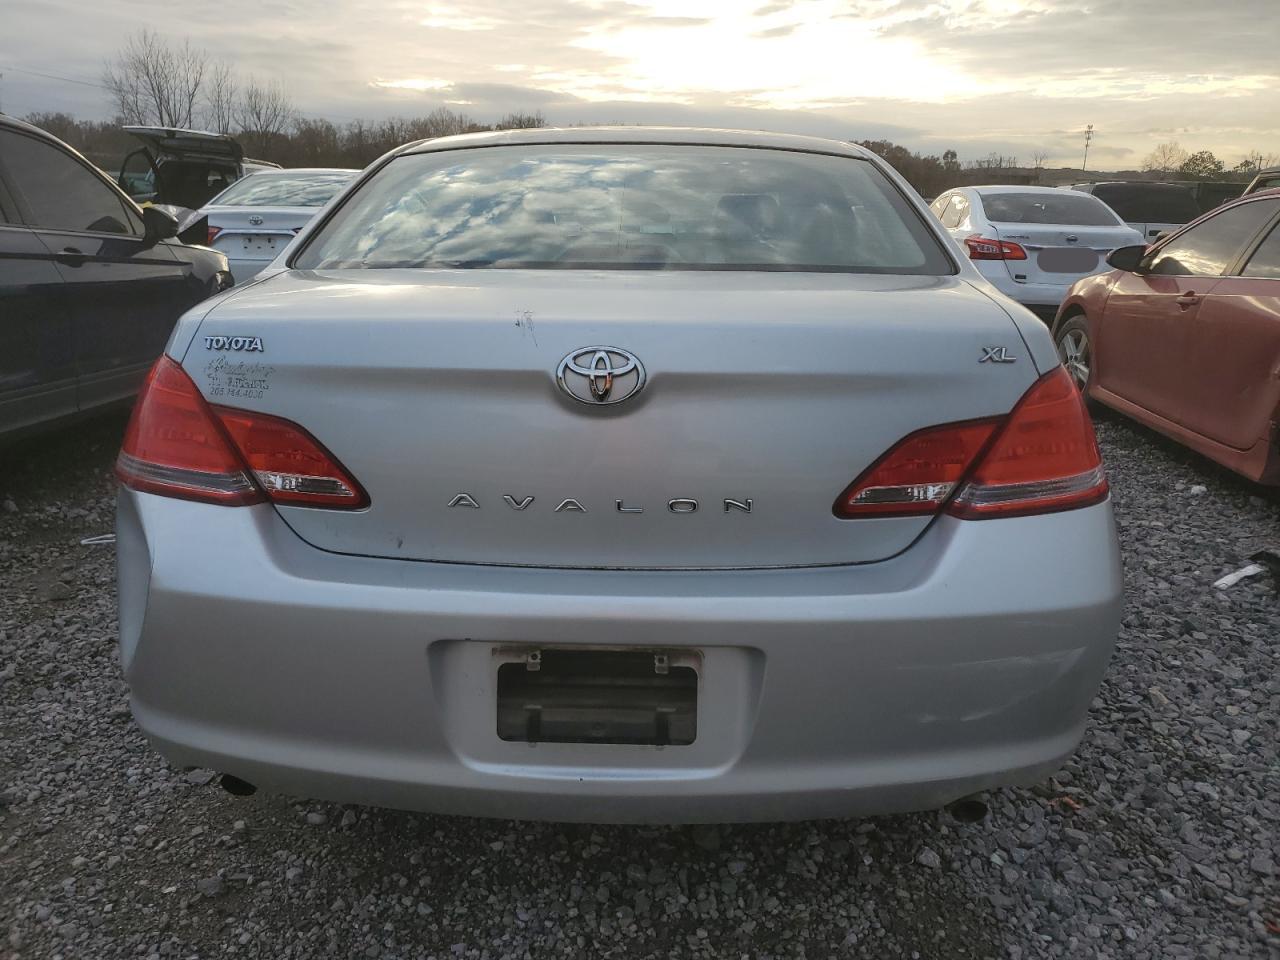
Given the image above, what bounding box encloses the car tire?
[1055,314,1102,414]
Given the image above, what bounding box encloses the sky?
[2,0,1277,169]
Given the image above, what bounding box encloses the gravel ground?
[1,410,1277,960]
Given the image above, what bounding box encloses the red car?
[1053,189,1280,484]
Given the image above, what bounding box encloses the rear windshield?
[981,192,1120,226]
[293,145,953,274]
[212,172,355,208]
[1088,184,1200,224]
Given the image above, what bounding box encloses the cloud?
[876,0,1278,82]
[754,23,799,38]
[1,0,1276,168]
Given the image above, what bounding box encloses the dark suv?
[1244,166,1280,197]
[0,115,233,438]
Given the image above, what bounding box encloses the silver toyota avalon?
[114,127,1122,823]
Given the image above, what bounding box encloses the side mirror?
[142,205,181,243]
[1105,245,1148,273]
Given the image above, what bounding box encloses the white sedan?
[929,185,1144,321]
[200,168,357,282]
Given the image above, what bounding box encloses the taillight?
[207,225,222,245]
[833,367,1107,521]
[116,357,367,509]
[964,236,1027,261]
[948,367,1107,519]
[214,408,367,508]
[833,420,1000,518]
[116,358,261,505]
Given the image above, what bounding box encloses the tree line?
[20,107,548,173]
[81,28,547,167]
[16,30,1274,193]
[1142,141,1276,181]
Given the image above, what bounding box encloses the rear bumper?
[978,268,1072,307]
[117,490,1122,823]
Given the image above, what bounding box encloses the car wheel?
[1056,314,1103,414]
[1056,315,1092,391]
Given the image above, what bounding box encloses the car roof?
[238,167,360,176]
[0,112,67,144]
[1074,180,1192,191]
[966,185,1077,195]
[398,126,875,160]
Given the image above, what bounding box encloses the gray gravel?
[1,411,1277,959]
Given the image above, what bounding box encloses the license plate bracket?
[240,235,279,254]
[496,647,698,746]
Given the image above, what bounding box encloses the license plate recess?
[496,647,698,746]
[1038,247,1097,272]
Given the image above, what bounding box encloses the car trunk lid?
[186,269,1037,569]
[990,224,1137,286]
[124,126,244,164]
[208,206,314,261]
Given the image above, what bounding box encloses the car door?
[0,155,78,433]
[0,128,192,412]
[1171,199,1280,449]
[1095,198,1279,422]
[116,147,158,204]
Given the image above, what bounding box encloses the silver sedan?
[114,127,1121,823]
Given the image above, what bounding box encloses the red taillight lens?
[207,225,222,245]
[116,357,261,505]
[964,236,1027,261]
[116,357,367,509]
[948,366,1107,519]
[214,408,368,508]
[834,366,1107,521]
[833,419,1001,518]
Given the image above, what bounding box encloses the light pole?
[1081,124,1094,172]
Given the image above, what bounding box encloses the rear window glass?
[1089,184,1200,224]
[293,145,953,274]
[213,172,355,208]
[980,193,1119,226]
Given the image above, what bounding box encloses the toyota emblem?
[556,347,646,405]
[248,215,264,225]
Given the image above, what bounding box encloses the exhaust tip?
[219,774,257,797]
[947,795,989,824]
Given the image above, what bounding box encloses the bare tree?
[103,30,208,127]
[1142,141,1187,176]
[419,106,476,139]
[236,76,296,157]
[968,152,1019,171]
[1236,150,1279,172]
[495,110,547,130]
[203,60,237,133]
[1031,150,1048,169]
